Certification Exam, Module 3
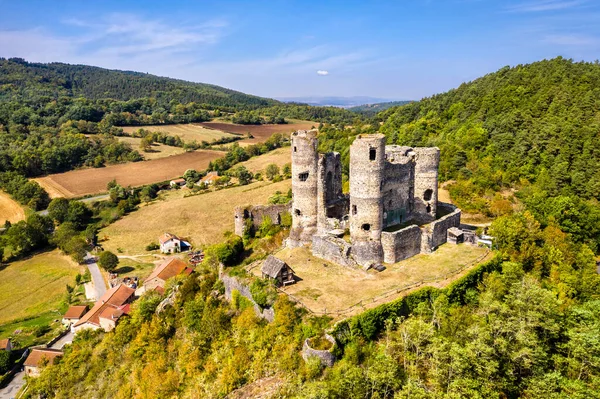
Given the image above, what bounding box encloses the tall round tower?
[413,147,440,220]
[289,130,319,246]
[349,134,386,266]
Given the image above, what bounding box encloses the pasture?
[238,147,291,174]
[116,136,187,160]
[100,179,292,255]
[120,123,239,143]
[34,149,225,198]
[200,120,315,144]
[260,244,492,319]
[0,191,25,224]
[0,250,82,326]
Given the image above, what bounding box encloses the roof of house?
[261,255,292,278]
[144,257,190,284]
[99,307,124,321]
[170,178,186,184]
[200,171,220,183]
[24,348,63,368]
[73,284,135,328]
[0,339,10,350]
[63,305,88,319]
[159,232,180,244]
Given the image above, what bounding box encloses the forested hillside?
[348,100,412,115]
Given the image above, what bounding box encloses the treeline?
[231,110,287,125]
[207,133,287,172]
[0,172,50,210]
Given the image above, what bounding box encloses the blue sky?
[1,0,599,100]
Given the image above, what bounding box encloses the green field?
[0,250,83,327]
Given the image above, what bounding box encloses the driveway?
[0,371,25,399]
[84,253,107,300]
[50,330,74,350]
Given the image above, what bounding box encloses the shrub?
[146,242,160,251]
[98,251,119,271]
[250,278,277,309]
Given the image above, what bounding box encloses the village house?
[73,284,135,333]
[200,171,220,186]
[62,305,88,328]
[143,257,193,294]
[261,255,296,286]
[0,338,12,352]
[170,178,186,188]
[24,348,63,377]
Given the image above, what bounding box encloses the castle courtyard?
[249,243,492,320]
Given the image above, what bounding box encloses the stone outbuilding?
[302,334,336,367]
[261,256,295,286]
[24,348,63,377]
[447,227,464,244]
[62,305,88,328]
[143,257,193,294]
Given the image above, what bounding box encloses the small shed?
[261,255,295,286]
[447,227,464,245]
[170,178,186,188]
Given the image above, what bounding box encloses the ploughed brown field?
[199,121,316,144]
[34,150,224,198]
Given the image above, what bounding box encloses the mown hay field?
[100,179,292,255]
[199,120,315,144]
[116,136,187,160]
[0,250,82,326]
[264,244,492,319]
[120,123,239,143]
[238,147,291,174]
[0,191,25,224]
[34,149,225,198]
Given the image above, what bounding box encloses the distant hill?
[276,96,396,108]
[348,100,412,115]
[0,58,278,110]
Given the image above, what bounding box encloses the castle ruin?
[236,130,461,269]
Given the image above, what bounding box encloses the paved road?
[49,331,74,350]
[0,371,25,399]
[80,194,109,204]
[84,253,107,300]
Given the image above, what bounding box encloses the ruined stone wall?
[420,203,461,253]
[289,130,319,246]
[312,234,358,269]
[349,134,386,266]
[234,203,291,237]
[221,273,275,322]
[317,152,344,233]
[382,148,415,228]
[413,147,440,221]
[302,335,336,367]
[381,225,422,264]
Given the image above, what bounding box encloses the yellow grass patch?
[100,179,292,255]
[116,136,187,160]
[238,147,291,174]
[0,191,25,224]
[120,124,239,143]
[0,250,83,325]
[261,244,492,319]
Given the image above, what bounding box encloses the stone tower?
[413,147,440,220]
[349,134,386,266]
[289,130,319,246]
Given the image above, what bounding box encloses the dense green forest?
[348,100,412,116]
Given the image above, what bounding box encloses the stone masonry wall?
[234,203,291,237]
[221,273,275,322]
[312,234,358,268]
[381,225,422,264]
[420,204,461,253]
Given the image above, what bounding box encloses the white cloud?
[316,70,329,75]
[506,0,586,12]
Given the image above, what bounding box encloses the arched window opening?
[423,189,433,201]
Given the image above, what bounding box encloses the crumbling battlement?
[234,203,291,237]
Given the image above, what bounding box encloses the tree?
[139,135,154,152]
[265,164,280,181]
[47,198,69,224]
[234,166,252,185]
[0,350,10,374]
[98,251,119,271]
[66,201,92,229]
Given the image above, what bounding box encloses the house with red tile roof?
[73,284,135,333]
[143,257,193,293]
[24,348,62,377]
[62,305,88,327]
[0,338,11,352]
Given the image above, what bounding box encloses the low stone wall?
[421,204,461,253]
[312,234,358,268]
[381,225,422,263]
[221,273,275,322]
[302,334,336,367]
[234,203,291,237]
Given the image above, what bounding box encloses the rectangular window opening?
[299,172,309,182]
[369,148,376,161]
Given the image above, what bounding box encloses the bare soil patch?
[0,191,26,224]
[200,120,315,144]
[33,150,225,198]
